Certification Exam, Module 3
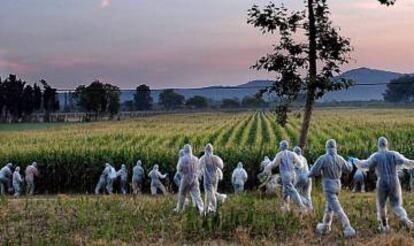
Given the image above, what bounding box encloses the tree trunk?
[299,0,318,149]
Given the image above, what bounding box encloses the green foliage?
[134,84,153,110]
[383,75,414,103]
[186,96,209,109]
[248,1,353,127]
[159,89,185,110]
[74,80,121,116]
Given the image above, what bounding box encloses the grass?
[1,190,414,244]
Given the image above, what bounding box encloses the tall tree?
[22,85,35,120]
[2,74,26,122]
[40,79,59,122]
[248,1,353,148]
[75,80,120,117]
[134,84,153,110]
[249,0,397,148]
[159,89,185,110]
[33,83,42,111]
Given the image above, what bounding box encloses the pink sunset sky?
[0,0,413,88]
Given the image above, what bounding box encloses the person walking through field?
[132,160,145,194]
[308,139,356,237]
[0,163,13,196]
[13,166,24,197]
[199,143,224,214]
[265,140,307,212]
[148,164,168,195]
[25,162,39,195]
[352,137,414,232]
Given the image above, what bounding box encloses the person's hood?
[279,140,289,151]
[205,143,213,155]
[377,137,389,151]
[105,163,111,168]
[237,162,243,169]
[264,156,270,162]
[136,160,142,166]
[179,149,185,158]
[154,164,159,170]
[121,164,126,169]
[32,162,37,167]
[293,146,302,156]
[15,166,20,172]
[6,163,13,169]
[183,144,192,156]
[326,139,337,155]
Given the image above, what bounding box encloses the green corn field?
[1,108,414,193]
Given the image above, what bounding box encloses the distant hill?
[321,67,403,102]
[59,67,407,108]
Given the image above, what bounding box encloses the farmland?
[1,108,414,193]
[2,108,414,244]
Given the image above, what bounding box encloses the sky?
[0,0,413,89]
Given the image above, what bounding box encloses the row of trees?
[0,75,59,122]
[384,75,414,103]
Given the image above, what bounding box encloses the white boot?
[316,223,331,235]
[343,225,356,238]
[401,217,414,230]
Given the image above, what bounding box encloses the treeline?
[0,75,59,122]
[1,74,268,122]
[384,75,414,103]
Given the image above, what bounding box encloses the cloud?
[100,0,111,8]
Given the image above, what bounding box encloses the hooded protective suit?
[0,163,13,195]
[199,143,224,213]
[354,137,414,231]
[265,140,306,211]
[174,144,204,214]
[293,146,313,209]
[232,162,248,193]
[95,163,110,194]
[25,162,39,195]
[148,164,168,195]
[308,139,355,237]
[117,164,128,194]
[352,169,366,193]
[132,160,145,194]
[13,166,23,197]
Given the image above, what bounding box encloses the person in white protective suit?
[12,166,24,197]
[308,139,356,237]
[132,160,145,194]
[352,169,367,193]
[232,162,248,193]
[293,146,313,209]
[265,140,307,212]
[174,149,197,208]
[258,156,280,194]
[116,164,128,194]
[95,163,116,195]
[148,164,168,195]
[25,162,39,195]
[199,143,224,214]
[174,144,204,214]
[0,163,13,195]
[352,137,414,232]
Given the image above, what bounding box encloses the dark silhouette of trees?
[248,1,353,148]
[248,0,398,148]
[74,80,120,117]
[40,80,59,122]
[134,84,153,110]
[0,75,59,122]
[241,96,265,108]
[384,75,414,103]
[159,89,185,110]
[221,98,240,109]
[186,96,208,109]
